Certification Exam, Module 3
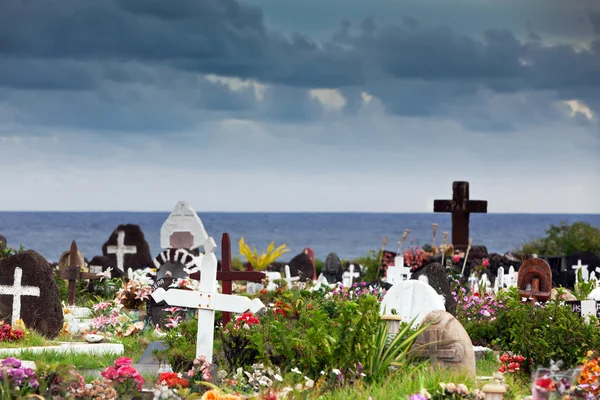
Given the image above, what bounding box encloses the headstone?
[160,201,208,251]
[153,248,199,279]
[147,277,179,328]
[302,248,317,280]
[0,250,63,338]
[385,256,411,285]
[284,265,300,288]
[411,262,456,315]
[58,245,86,270]
[323,253,343,283]
[572,259,590,283]
[433,181,488,248]
[518,258,552,304]
[413,310,476,376]
[564,300,600,319]
[151,231,265,363]
[101,224,153,276]
[133,340,170,375]
[379,280,445,325]
[246,282,264,295]
[342,264,360,287]
[287,252,315,282]
[265,271,283,291]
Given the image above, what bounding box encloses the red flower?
[482,259,489,267]
[260,289,267,295]
[101,366,119,381]
[536,377,553,389]
[500,354,509,363]
[159,372,189,388]
[453,255,461,263]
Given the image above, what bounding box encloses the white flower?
[274,374,283,382]
[332,369,341,375]
[305,379,314,389]
[291,367,302,374]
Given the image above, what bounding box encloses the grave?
[413,310,476,376]
[411,262,456,315]
[59,241,105,305]
[342,264,360,287]
[493,266,517,293]
[0,342,124,356]
[0,250,63,338]
[133,340,170,374]
[572,259,590,284]
[302,247,317,280]
[284,265,300,288]
[379,280,445,325]
[322,253,343,283]
[287,251,315,282]
[433,181,488,249]
[101,224,153,277]
[151,230,265,363]
[518,258,552,304]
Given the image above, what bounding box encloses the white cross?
[572,259,589,283]
[151,236,265,363]
[468,274,479,293]
[106,231,137,274]
[311,274,329,291]
[342,264,360,287]
[0,267,40,326]
[284,265,300,288]
[265,271,283,291]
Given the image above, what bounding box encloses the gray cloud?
[0,0,599,131]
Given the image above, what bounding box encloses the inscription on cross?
[433,181,487,248]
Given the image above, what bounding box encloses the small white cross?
[107,230,137,274]
[0,267,40,326]
[468,274,479,293]
[284,265,300,288]
[342,264,360,287]
[572,259,589,283]
[152,236,265,363]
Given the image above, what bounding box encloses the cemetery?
[0,184,600,399]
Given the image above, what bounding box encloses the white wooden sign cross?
[342,264,360,287]
[106,230,137,274]
[468,274,479,294]
[572,259,590,283]
[284,265,300,288]
[151,236,265,363]
[0,267,40,326]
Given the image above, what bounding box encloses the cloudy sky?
[0,0,599,213]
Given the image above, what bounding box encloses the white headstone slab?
[284,265,300,288]
[507,266,516,287]
[106,230,137,274]
[342,264,360,287]
[379,280,445,326]
[160,201,208,250]
[0,267,41,326]
[573,259,590,283]
[265,271,283,291]
[247,282,264,295]
[468,274,479,293]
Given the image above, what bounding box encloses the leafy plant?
[238,237,290,271]
[362,317,430,383]
[573,268,597,300]
[518,221,600,256]
[0,243,24,261]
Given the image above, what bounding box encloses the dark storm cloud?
[0,0,599,126]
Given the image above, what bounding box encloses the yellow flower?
[201,390,220,400]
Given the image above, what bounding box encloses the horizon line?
[0,210,599,216]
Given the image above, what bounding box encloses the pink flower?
[101,366,119,380]
[482,259,489,267]
[453,255,461,263]
[114,357,133,367]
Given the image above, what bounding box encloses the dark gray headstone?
[156,262,189,280]
[411,262,456,315]
[323,253,343,283]
[146,277,194,328]
[0,250,64,338]
[137,341,168,365]
[100,224,153,277]
[288,253,314,282]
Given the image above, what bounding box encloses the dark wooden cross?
[433,181,487,248]
[191,233,266,327]
[60,241,104,305]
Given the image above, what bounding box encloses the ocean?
[0,212,599,263]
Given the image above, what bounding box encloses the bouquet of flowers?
[116,279,152,309]
[100,356,145,399]
[532,366,580,400]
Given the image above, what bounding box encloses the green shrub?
[518,221,600,256]
[0,243,24,260]
[469,287,600,372]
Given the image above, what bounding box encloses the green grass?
[0,349,119,370]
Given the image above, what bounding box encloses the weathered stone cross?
[0,267,40,326]
[433,181,487,248]
[107,230,137,274]
[152,235,265,363]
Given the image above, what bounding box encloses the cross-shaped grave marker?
[61,241,105,305]
[0,267,40,326]
[572,259,590,283]
[342,264,360,287]
[106,230,137,274]
[433,181,487,248]
[152,235,265,363]
[284,265,300,288]
[468,274,479,293]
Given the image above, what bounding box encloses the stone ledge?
[0,342,124,356]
